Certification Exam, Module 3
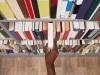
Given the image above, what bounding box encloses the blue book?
[66,0,73,11]
[76,0,93,19]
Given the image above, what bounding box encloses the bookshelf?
[0,20,99,55]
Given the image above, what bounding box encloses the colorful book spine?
[6,0,24,19]
[37,0,49,18]
[31,0,40,18]
[0,0,15,20]
[50,0,58,18]
[76,0,93,19]
[84,0,100,20]
[25,0,35,19]
[17,0,30,18]
[56,21,61,40]
[63,21,70,40]
[8,22,19,40]
[42,21,48,40]
[89,3,100,20]
[23,22,33,40]
[65,0,74,18]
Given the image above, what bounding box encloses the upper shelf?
[0,0,100,21]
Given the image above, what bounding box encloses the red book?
[42,30,48,40]
[25,0,35,19]
[16,32,23,40]
[63,21,70,40]
[56,32,60,40]
[24,31,33,40]
[63,31,70,40]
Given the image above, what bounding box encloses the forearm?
[46,63,56,75]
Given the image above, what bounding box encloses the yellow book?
[37,0,49,18]
[6,0,24,19]
[0,0,15,20]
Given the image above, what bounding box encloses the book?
[23,22,33,40]
[81,21,94,39]
[48,22,53,48]
[0,14,4,20]
[65,0,74,18]
[25,0,35,19]
[63,21,70,40]
[76,0,93,19]
[75,21,85,39]
[37,0,49,18]
[42,21,48,40]
[0,0,15,20]
[39,21,43,40]
[34,21,40,40]
[6,0,24,19]
[69,0,83,19]
[8,22,19,40]
[31,0,40,18]
[60,0,68,18]
[16,0,30,18]
[15,22,26,40]
[84,0,100,20]
[56,0,62,18]
[50,0,58,18]
[0,28,9,38]
[89,3,100,20]
[67,21,78,39]
[56,21,61,40]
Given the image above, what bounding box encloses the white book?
[72,40,78,46]
[76,0,83,5]
[86,21,95,29]
[3,40,8,44]
[82,40,85,45]
[35,22,39,30]
[56,0,62,18]
[79,21,85,30]
[94,40,99,44]
[33,40,37,45]
[65,40,70,45]
[15,22,26,40]
[69,40,73,45]
[91,40,94,44]
[27,40,33,45]
[6,0,24,19]
[61,0,68,18]
[67,21,78,39]
[39,22,42,32]
[73,21,80,30]
[32,22,35,31]
[59,21,65,40]
[93,22,100,29]
[48,22,53,48]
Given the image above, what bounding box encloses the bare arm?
[43,39,59,75]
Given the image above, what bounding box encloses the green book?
[84,0,100,20]
[0,30,9,38]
